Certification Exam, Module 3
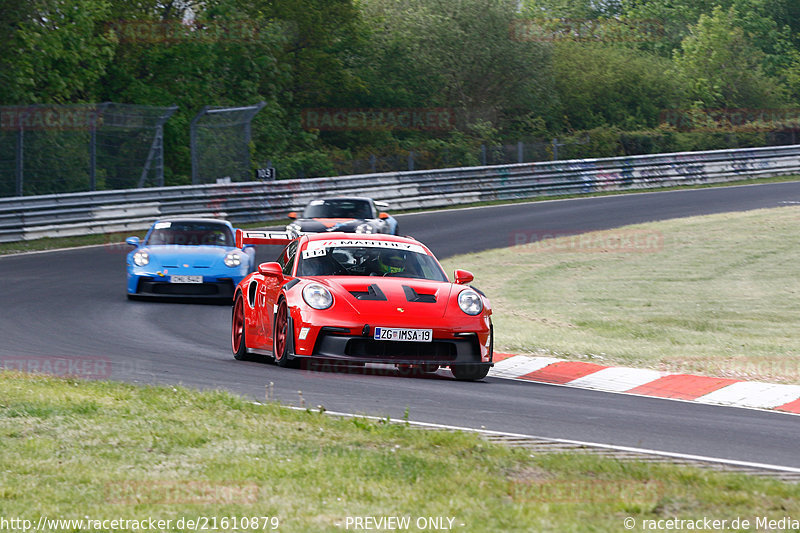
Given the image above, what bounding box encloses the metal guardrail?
[2,144,799,242]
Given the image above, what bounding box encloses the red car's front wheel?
[232,294,248,360]
[273,301,299,368]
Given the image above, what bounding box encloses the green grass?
[3,175,799,256]
[1,372,798,532]
[442,206,800,383]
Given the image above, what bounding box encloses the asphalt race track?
[2,181,800,468]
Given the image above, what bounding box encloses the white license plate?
[374,327,432,342]
[170,275,203,284]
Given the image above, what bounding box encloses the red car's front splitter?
[288,308,493,366]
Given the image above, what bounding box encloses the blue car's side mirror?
[126,236,140,247]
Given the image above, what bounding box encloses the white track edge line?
[275,405,800,474]
[0,242,118,258]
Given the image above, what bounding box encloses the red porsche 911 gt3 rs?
[230,230,493,380]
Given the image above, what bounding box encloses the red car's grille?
[344,338,457,360]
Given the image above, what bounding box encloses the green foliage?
[673,7,788,109]
[97,0,292,181]
[358,0,555,126]
[552,43,684,131]
[0,0,116,104]
[2,0,800,185]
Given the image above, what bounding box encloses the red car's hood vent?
[402,285,436,303]
[327,278,452,319]
[349,284,387,301]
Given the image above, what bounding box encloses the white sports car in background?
[286,197,399,236]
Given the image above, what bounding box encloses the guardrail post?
[244,101,266,146]
[15,126,23,196]
[408,151,414,171]
[89,111,97,191]
[191,102,265,184]
[190,106,208,185]
[518,141,524,163]
[480,144,487,166]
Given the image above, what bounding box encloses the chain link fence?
[314,138,588,179]
[190,102,266,184]
[286,130,800,179]
[0,103,177,197]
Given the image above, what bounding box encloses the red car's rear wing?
[236,229,294,248]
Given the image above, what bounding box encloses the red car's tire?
[232,293,249,361]
[273,300,299,368]
[451,324,492,381]
[451,364,490,381]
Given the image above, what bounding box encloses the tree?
[551,42,684,130]
[673,6,788,109]
[97,0,291,182]
[358,0,555,130]
[0,0,116,104]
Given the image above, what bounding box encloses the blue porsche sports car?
[126,218,256,300]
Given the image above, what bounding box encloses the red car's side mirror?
[454,269,474,284]
[288,212,298,220]
[258,262,284,280]
[379,212,390,220]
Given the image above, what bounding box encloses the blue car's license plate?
[170,275,203,284]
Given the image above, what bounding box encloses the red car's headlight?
[457,289,483,315]
[303,283,333,310]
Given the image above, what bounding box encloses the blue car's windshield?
[146,221,234,247]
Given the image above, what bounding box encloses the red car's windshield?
[297,243,447,281]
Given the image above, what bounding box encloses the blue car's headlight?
[224,251,242,268]
[133,251,149,266]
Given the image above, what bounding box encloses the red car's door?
[243,276,268,349]
[261,241,298,347]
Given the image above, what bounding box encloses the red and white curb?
[490,353,800,414]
